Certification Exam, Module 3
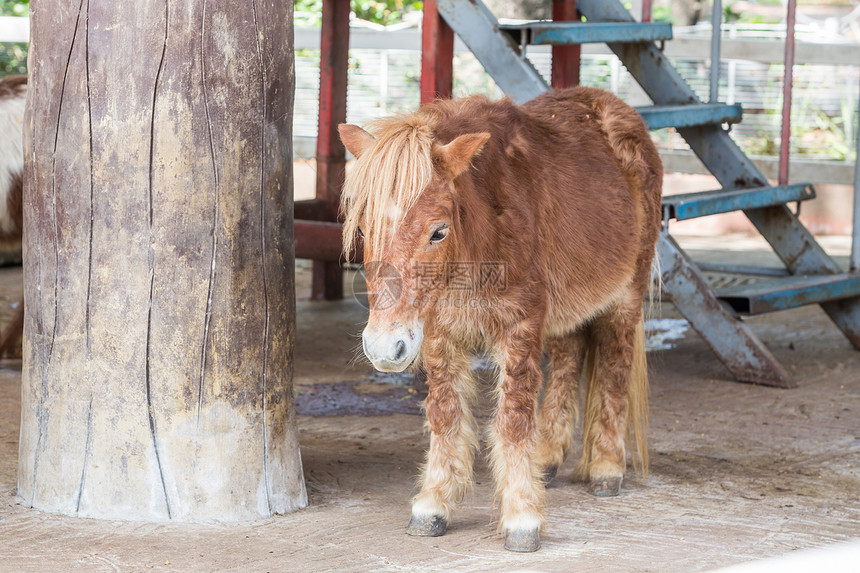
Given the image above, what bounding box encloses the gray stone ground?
[0,234,858,572]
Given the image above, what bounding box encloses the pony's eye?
[357,227,364,238]
[429,226,449,244]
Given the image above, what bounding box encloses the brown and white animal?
[0,74,26,357]
[339,86,662,552]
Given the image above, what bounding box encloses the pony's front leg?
[407,335,477,537]
[492,321,546,552]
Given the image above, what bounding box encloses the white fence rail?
[297,25,860,66]
[0,17,28,43]
[4,17,859,184]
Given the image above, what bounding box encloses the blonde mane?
[340,114,437,257]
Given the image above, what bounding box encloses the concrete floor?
[0,235,859,572]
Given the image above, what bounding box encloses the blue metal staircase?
[499,21,673,45]
[435,0,860,387]
[635,104,742,131]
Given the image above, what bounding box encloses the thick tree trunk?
[17,0,306,521]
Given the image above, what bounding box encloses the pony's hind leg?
[535,329,587,483]
[407,333,477,537]
[491,318,546,552]
[576,295,648,497]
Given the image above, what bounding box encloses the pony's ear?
[338,124,375,159]
[433,132,491,178]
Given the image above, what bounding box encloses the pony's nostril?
[394,340,407,362]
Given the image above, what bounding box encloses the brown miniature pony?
[339,86,662,552]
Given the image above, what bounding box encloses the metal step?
[717,273,860,315]
[500,21,672,45]
[636,103,743,130]
[663,183,816,221]
[435,0,860,386]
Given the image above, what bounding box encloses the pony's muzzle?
[362,323,421,372]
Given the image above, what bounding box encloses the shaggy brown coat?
[339,86,663,550]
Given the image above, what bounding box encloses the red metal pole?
[421,0,454,104]
[778,0,797,186]
[313,0,350,300]
[552,0,580,89]
[641,0,653,22]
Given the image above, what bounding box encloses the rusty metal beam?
[657,234,794,388]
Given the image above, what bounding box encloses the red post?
[552,0,580,89]
[313,0,350,300]
[778,0,797,186]
[641,0,653,22]
[421,0,454,104]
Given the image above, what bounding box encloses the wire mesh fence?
[4,21,859,166]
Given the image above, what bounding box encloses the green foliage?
[723,4,740,23]
[0,42,26,75]
[295,0,324,26]
[0,0,29,17]
[352,1,418,26]
[0,1,29,76]
[651,6,674,23]
[295,0,422,27]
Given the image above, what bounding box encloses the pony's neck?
[451,175,499,268]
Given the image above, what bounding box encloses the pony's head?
[339,118,489,372]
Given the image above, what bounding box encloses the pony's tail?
[574,318,649,479]
[627,319,649,476]
[591,90,663,209]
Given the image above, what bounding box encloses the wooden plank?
[296,220,362,263]
[295,198,332,221]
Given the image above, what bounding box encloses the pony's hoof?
[541,465,559,485]
[588,475,623,497]
[406,514,447,537]
[504,528,541,552]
